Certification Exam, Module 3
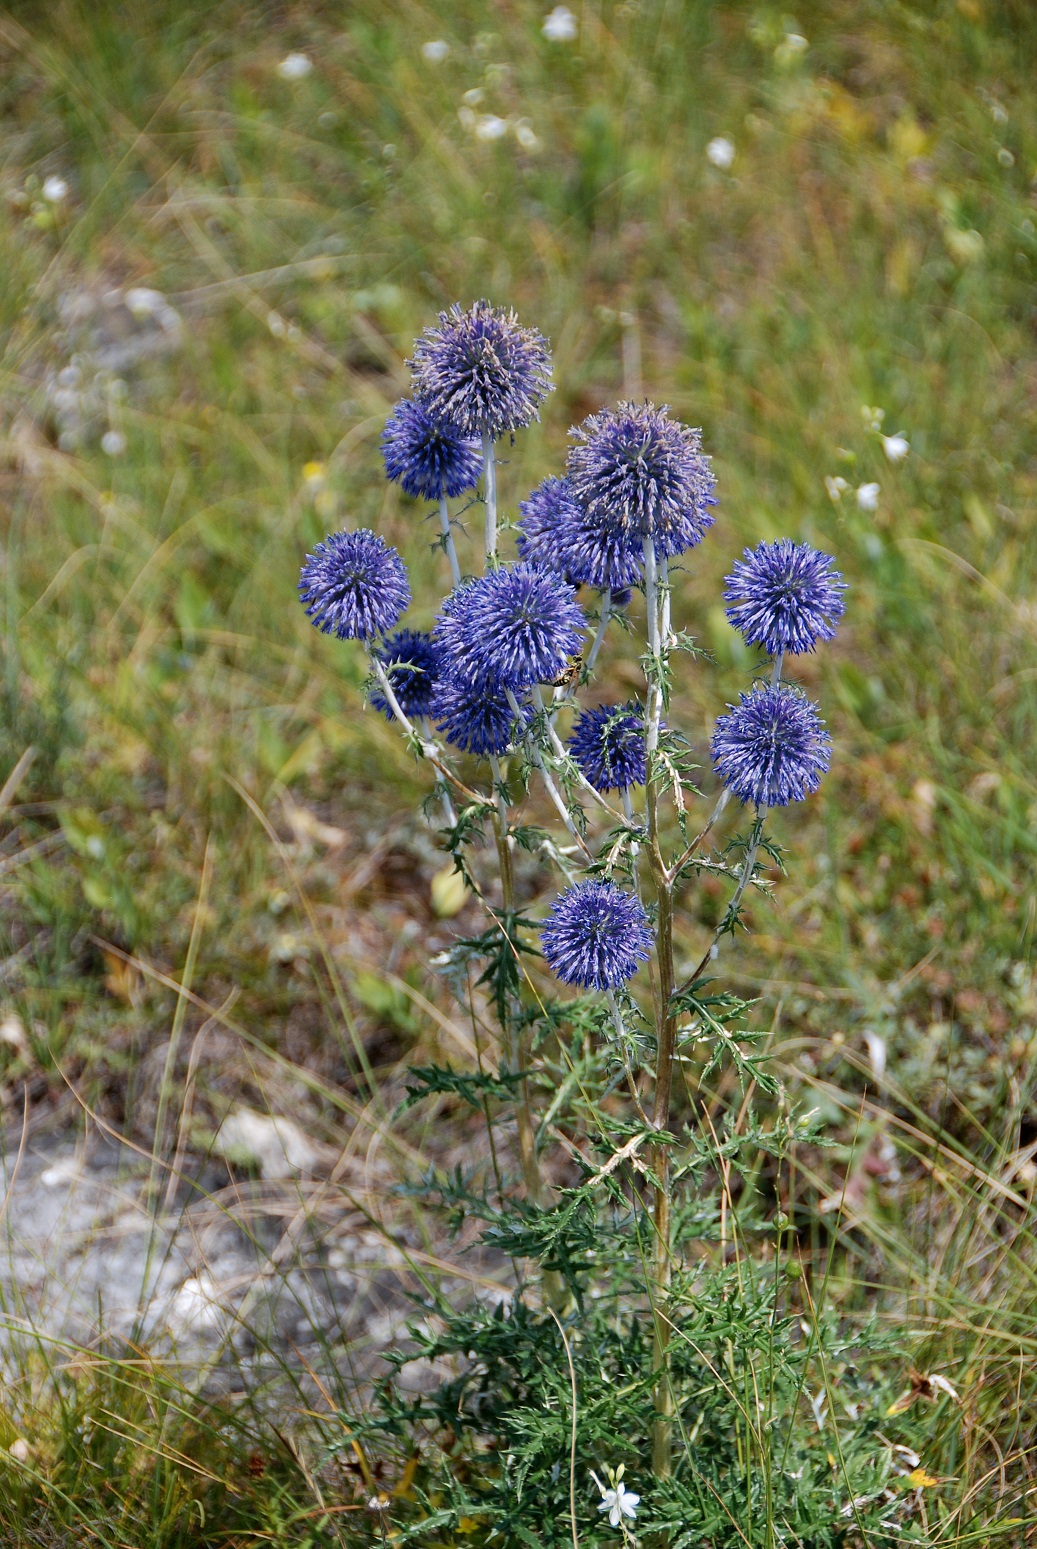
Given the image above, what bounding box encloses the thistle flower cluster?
[297,299,845,996]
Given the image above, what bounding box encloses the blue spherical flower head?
[569,704,646,792]
[517,476,581,574]
[724,539,846,656]
[567,401,717,556]
[410,300,553,440]
[517,475,642,591]
[438,563,586,692]
[370,630,443,720]
[541,880,652,991]
[381,398,482,500]
[299,529,410,640]
[711,684,831,808]
[432,676,528,756]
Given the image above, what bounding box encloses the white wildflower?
[542,5,578,42]
[101,430,127,457]
[514,119,539,150]
[462,87,485,106]
[882,433,909,462]
[277,52,312,80]
[856,482,881,511]
[422,39,450,62]
[474,115,508,141]
[861,403,885,430]
[998,146,1014,168]
[592,1467,640,1529]
[706,135,736,170]
[42,175,69,203]
[824,475,849,502]
[9,1439,30,1463]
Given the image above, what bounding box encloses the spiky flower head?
[711,684,831,808]
[369,630,443,719]
[569,704,646,792]
[566,400,716,556]
[432,676,528,756]
[381,398,482,500]
[410,299,553,440]
[299,529,410,640]
[541,880,652,990]
[436,563,585,692]
[516,476,581,575]
[724,539,846,656]
[517,475,643,591]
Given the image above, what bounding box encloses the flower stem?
[643,537,676,1477]
[482,435,497,567]
[506,687,591,857]
[572,588,611,695]
[437,495,461,588]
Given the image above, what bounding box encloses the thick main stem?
[644,537,676,1476]
[437,495,461,588]
[482,435,497,567]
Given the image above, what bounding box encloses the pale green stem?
[437,495,461,588]
[506,687,591,856]
[482,435,497,566]
[659,554,671,647]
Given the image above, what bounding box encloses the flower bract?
[381,398,482,500]
[567,400,716,556]
[569,705,646,791]
[298,529,410,640]
[711,684,831,807]
[370,630,443,719]
[436,563,585,692]
[541,880,652,990]
[409,299,553,440]
[724,539,846,656]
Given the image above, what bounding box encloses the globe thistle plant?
[296,303,845,1500]
[298,528,410,640]
[566,400,717,555]
[381,398,482,500]
[711,683,831,808]
[410,299,553,441]
[540,879,652,990]
[724,539,846,657]
[369,629,443,720]
[569,704,647,792]
[436,563,586,693]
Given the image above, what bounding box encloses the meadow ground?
[1,1,1036,1543]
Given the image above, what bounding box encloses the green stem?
[482,435,497,566]
[437,495,461,588]
[644,537,676,1476]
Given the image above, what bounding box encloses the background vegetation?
[0,0,1035,1542]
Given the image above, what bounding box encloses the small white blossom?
[277,52,312,80]
[856,482,881,512]
[42,175,69,203]
[861,403,885,430]
[824,475,849,502]
[998,146,1015,168]
[593,1468,640,1529]
[542,5,578,41]
[882,433,910,462]
[462,87,485,107]
[101,430,127,457]
[422,39,450,62]
[514,119,539,150]
[474,115,508,141]
[706,135,736,170]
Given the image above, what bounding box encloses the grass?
[1,0,1036,1541]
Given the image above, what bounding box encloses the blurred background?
[1,0,1036,1533]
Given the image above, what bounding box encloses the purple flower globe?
[724,539,846,656]
[299,529,410,640]
[436,563,586,692]
[516,476,582,575]
[432,676,528,756]
[370,630,443,719]
[566,400,716,556]
[517,475,642,591]
[711,684,831,808]
[569,705,646,792]
[410,299,553,440]
[381,398,483,500]
[541,880,652,990]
